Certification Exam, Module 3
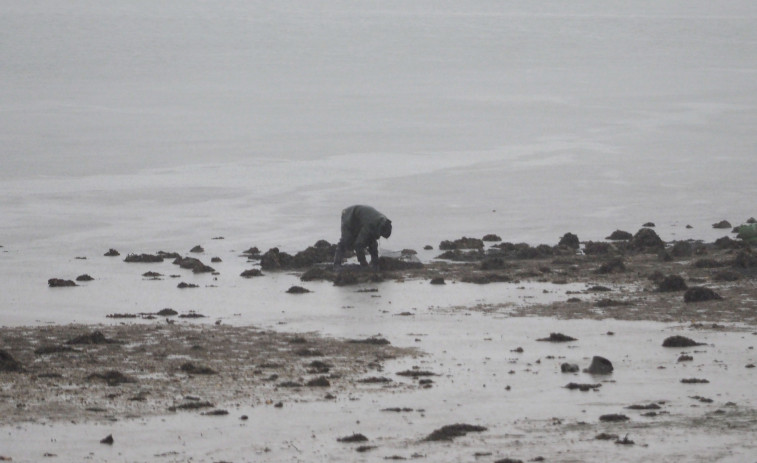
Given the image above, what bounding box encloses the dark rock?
[585,356,613,375]
[66,331,118,345]
[306,376,331,387]
[561,363,579,373]
[169,401,214,411]
[142,271,163,278]
[423,245,433,250]
[104,249,120,257]
[202,409,229,416]
[180,362,216,375]
[178,311,205,318]
[429,277,446,285]
[240,268,263,278]
[643,222,655,227]
[301,267,335,282]
[242,246,261,257]
[34,345,75,355]
[423,424,487,442]
[307,360,332,374]
[48,278,77,287]
[599,414,629,422]
[626,403,661,410]
[337,433,369,443]
[439,237,485,250]
[378,256,423,271]
[435,249,485,261]
[156,308,178,316]
[678,354,694,362]
[347,337,390,345]
[494,459,524,463]
[157,251,182,259]
[713,270,741,282]
[670,241,694,258]
[396,369,436,378]
[681,378,709,384]
[662,335,704,347]
[359,377,393,383]
[356,445,377,453]
[210,257,222,263]
[177,282,199,289]
[100,434,114,445]
[461,273,511,284]
[658,275,688,292]
[294,348,324,357]
[615,435,635,445]
[733,250,757,268]
[565,383,601,391]
[124,253,163,263]
[0,349,23,372]
[712,220,732,229]
[584,241,613,255]
[684,287,722,303]
[286,285,311,294]
[76,274,94,282]
[693,258,726,268]
[558,233,580,249]
[537,332,577,342]
[482,234,502,242]
[173,256,215,273]
[595,433,619,440]
[606,230,633,241]
[630,228,665,252]
[190,245,204,253]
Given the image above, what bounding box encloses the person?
[333,205,392,270]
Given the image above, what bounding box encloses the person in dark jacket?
[333,205,392,269]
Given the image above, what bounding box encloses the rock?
[173,257,214,273]
[240,268,263,278]
[429,277,446,285]
[156,308,178,316]
[423,245,433,250]
[629,228,665,252]
[684,287,722,303]
[681,378,709,384]
[643,222,655,227]
[558,232,580,249]
[347,337,390,345]
[202,409,229,416]
[436,249,485,261]
[180,362,217,375]
[286,285,311,294]
[596,433,619,440]
[733,250,757,268]
[178,311,205,318]
[124,253,163,263]
[104,249,120,257]
[584,356,613,375]
[300,267,335,282]
[423,424,487,442]
[606,230,633,241]
[599,414,629,422]
[584,241,613,255]
[378,256,423,271]
[678,354,694,362]
[494,459,523,463]
[190,245,204,253]
[260,247,294,270]
[712,220,732,229]
[86,370,135,386]
[662,335,703,347]
[76,274,94,282]
[100,434,114,445]
[177,282,199,289]
[537,332,577,343]
[439,237,485,250]
[482,234,502,242]
[306,376,331,387]
[337,433,369,443]
[565,383,601,391]
[48,278,76,287]
[670,241,694,258]
[561,363,579,373]
[210,257,222,263]
[142,271,163,278]
[66,331,118,345]
[657,275,688,292]
[0,349,23,372]
[595,258,626,274]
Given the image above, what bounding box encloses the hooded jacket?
[339,205,390,251]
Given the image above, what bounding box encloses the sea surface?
[2,0,757,279]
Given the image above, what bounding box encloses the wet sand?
[1,227,757,462]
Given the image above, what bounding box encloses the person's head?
[380,219,392,239]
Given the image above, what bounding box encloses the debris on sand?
[86,370,135,386]
[347,337,390,346]
[169,401,214,412]
[584,356,613,375]
[678,354,694,362]
[595,433,619,440]
[124,253,163,263]
[657,275,688,292]
[286,285,311,294]
[240,268,263,278]
[615,435,635,445]
[48,278,76,287]
[423,423,487,442]
[337,433,369,443]
[66,331,119,345]
[0,350,23,372]
[100,434,114,445]
[684,287,722,303]
[104,249,120,257]
[396,369,436,378]
[565,383,601,392]
[358,377,393,384]
[599,413,630,422]
[537,333,577,343]
[180,362,217,375]
[76,274,94,282]
[662,335,704,348]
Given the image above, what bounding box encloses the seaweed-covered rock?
[291,241,337,268]
[584,241,613,255]
[584,356,613,375]
[658,275,688,292]
[173,257,215,274]
[595,258,626,274]
[260,247,294,270]
[76,274,94,282]
[124,253,164,263]
[66,331,119,345]
[240,268,263,278]
[439,237,484,250]
[190,245,204,253]
[558,232,580,250]
[684,287,722,303]
[733,250,757,269]
[286,285,311,294]
[606,230,633,241]
[670,241,694,258]
[300,267,336,282]
[435,249,485,262]
[482,234,502,242]
[423,424,487,442]
[429,277,446,285]
[662,335,703,348]
[48,278,77,287]
[378,256,423,271]
[629,228,665,252]
[104,248,120,257]
[537,333,577,342]
[712,220,732,229]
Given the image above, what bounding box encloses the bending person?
[333,205,392,270]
